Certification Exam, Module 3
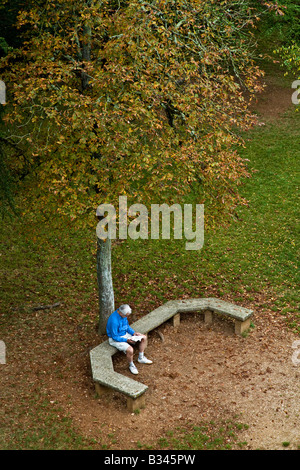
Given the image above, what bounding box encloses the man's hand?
[134,332,146,339]
[127,333,146,345]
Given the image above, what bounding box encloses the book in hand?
[130,335,143,342]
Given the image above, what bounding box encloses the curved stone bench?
[90,298,253,411]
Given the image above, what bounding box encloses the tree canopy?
[0,0,284,227]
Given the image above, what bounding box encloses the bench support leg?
[127,394,146,412]
[173,313,180,327]
[235,318,251,335]
[204,310,213,325]
[95,383,112,396]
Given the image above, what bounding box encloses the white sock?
[139,352,144,360]
[129,361,134,367]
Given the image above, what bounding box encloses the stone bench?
[90,341,148,412]
[90,298,253,411]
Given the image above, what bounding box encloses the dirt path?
[250,68,293,122]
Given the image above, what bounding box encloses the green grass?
[1,398,97,450]
[137,420,249,450]
[0,83,299,450]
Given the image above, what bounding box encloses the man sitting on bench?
[106,304,153,375]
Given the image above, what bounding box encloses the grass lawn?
[0,76,299,449]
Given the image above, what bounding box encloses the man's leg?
[139,335,147,353]
[109,337,138,374]
[126,345,134,364]
[138,335,153,364]
[123,345,138,374]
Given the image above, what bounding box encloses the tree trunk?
[96,236,115,335]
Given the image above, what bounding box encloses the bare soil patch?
[50,307,300,450]
[250,70,293,122]
[2,291,299,450]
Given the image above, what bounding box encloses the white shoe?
[138,356,153,364]
[129,363,139,375]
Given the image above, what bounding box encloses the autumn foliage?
[1,0,279,224]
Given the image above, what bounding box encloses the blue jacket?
[106,309,135,342]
